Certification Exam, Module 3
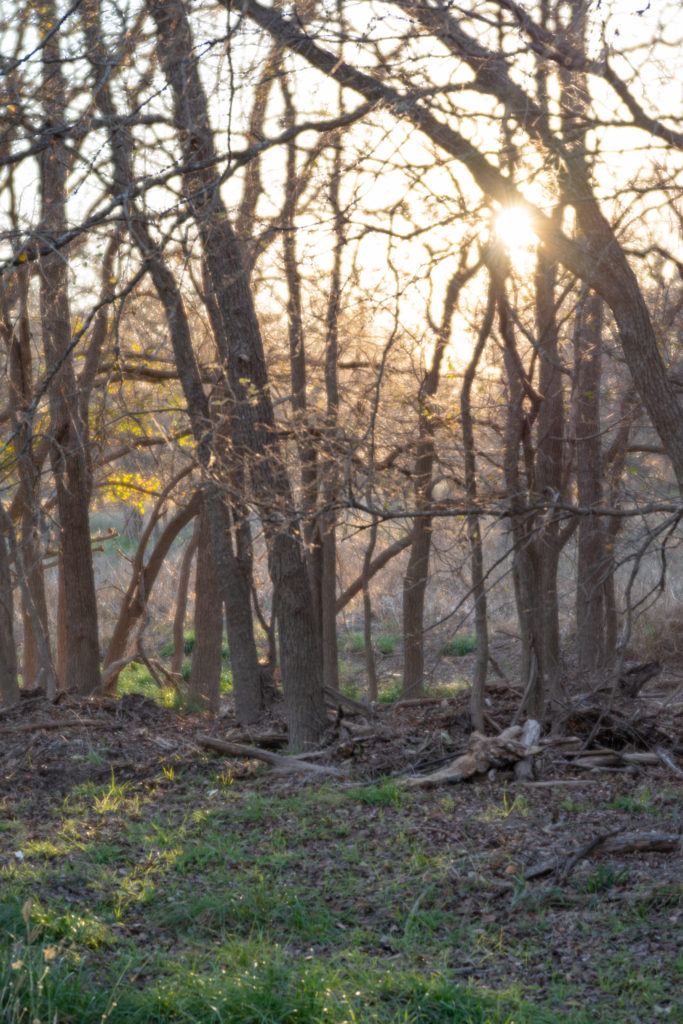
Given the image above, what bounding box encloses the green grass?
[1,773,680,1024]
[441,635,478,657]
[341,632,400,656]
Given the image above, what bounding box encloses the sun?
[495,207,538,251]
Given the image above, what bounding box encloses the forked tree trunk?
[103,489,201,688]
[84,3,263,723]
[1,266,52,689]
[149,0,326,747]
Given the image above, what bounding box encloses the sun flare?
[495,207,537,251]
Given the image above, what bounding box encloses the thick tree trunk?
[402,512,430,698]
[149,0,326,747]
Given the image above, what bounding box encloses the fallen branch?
[196,734,346,777]
[222,730,289,749]
[524,830,681,881]
[323,685,374,718]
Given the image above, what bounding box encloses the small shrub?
[377,634,399,656]
[344,631,366,654]
[441,634,477,657]
[576,864,629,895]
[377,677,403,703]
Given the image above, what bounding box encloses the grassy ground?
[1,752,680,1024]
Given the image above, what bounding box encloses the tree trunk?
[461,282,495,731]
[189,501,223,715]
[172,520,200,677]
[362,519,379,702]
[573,288,607,670]
[0,522,19,705]
[403,262,476,698]
[402,512,430,698]
[39,0,100,695]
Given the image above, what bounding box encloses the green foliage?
[376,634,398,655]
[377,677,403,703]
[342,633,399,656]
[353,776,404,808]
[343,631,366,654]
[441,634,478,657]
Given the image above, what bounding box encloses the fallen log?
[0,718,125,735]
[196,734,346,777]
[406,721,542,787]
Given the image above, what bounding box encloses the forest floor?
[1,645,682,1023]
